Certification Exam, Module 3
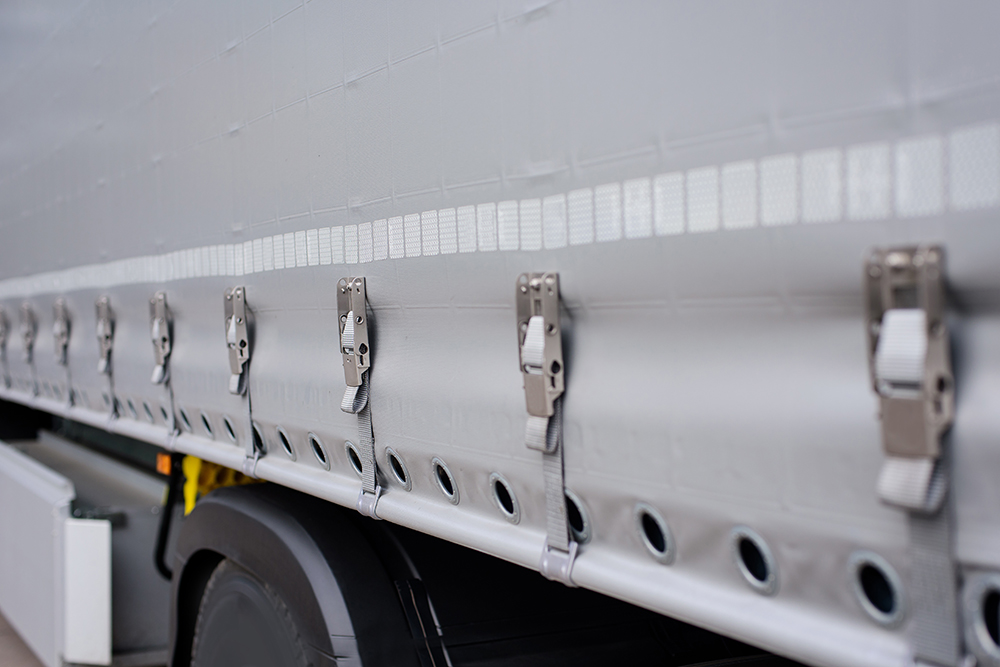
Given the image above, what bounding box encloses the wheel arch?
[169,484,418,667]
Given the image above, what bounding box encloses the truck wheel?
[190,559,309,667]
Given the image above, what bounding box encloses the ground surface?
[0,612,44,667]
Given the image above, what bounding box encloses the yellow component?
[182,456,202,515]
[181,456,263,515]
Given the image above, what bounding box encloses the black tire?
[190,559,310,667]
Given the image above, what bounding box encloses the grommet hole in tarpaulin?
[252,422,265,454]
[436,464,453,495]
[963,572,1000,664]
[635,503,672,564]
[345,441,362,477]
[860,565,894,615]
[223,416,236,442]
[309,433,329,469]
[489,472,519,524]
[143,401,154,423]
[740,539,767,582]
[494,479,514,514]
[386,448,410,491]
[160,405,169,423]
[200,412,214,438]
[986,590,1000,648]
[848,551,903,627]
[731,526,777,595]
[643,513,665,552]
[565,489,591,544]
[276,427,294,460]
[432,458,459,504]
[179,408,192,432]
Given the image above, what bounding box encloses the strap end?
[538,538,578,587]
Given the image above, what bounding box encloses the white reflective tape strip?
[262,237,274,271]
[344,225,358,264]
[331,227,345,264]
[438,208,458,254]
[950,123,1000,211]
[306,228,320,265]
[421,210,439,256]
[802,148,843,223]
[567,188,594,245]
[847,142,891,221]
[760,154,798,227]
[273,235,286,269]
[404,213,421,258]
[294,231,308,267]
[372,220,388,261]
[653,173,684,236]
[477,203,497,252]
[252,239,263,273]
[686,166,719,233]
[457,206,476,253]
[721,161,757,230]
[358,223,373,263]
[318,227,333,265]
[388,216,405,258]
[6,121,1000,301]
[896,136,944,218]
[498,200,519,251]
[283,232,296,268]
[875,309,927,386]
[623,178,652,239]
[543,194,568,248]
[594,182,622,242]
[520,199,542,251]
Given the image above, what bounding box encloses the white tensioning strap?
[340,302,380,519]
[521,315,546,374]
[874,307,960,666]
[520,315,575,583]
[537,400,570,553]
[909,500,961,667]
[525,413,559,453]
[874,309,944,511]
[341,375,376,495]
[523,316,558,452]
[877,456,946,512]
[223,287,259,477]
[875,308,927,389]
[240,382,257,476]
[342,310,356,357]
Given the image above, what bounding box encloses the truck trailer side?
[0,3,999,667]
